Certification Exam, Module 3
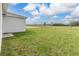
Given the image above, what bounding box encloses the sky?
[7,3,79,24]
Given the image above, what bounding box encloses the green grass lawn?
[1,26,79,56]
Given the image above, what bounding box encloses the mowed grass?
[1,26,79,56]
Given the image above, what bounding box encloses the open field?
[1,26,79,56]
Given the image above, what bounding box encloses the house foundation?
[2,33,14,38]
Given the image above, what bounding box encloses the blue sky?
[8,3,79,24]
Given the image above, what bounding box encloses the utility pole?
[44,22,46,26]
[0,3,2,52]
[0,3,8,52]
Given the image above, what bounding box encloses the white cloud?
[26,16,40,24]
[62,3,79,8]
[64,15,72,21]
[23,4,36,11]
[50,4,74,13]
[39,3,75,15]
[65,15,72,19]
[52,6,69,13]
[63,14,79,24]
[62,4,79,24]
[47,20,55,24]
[23,3,79,16]
[32,16,40,20]
[53,15,58,18]
[71,5,79,17]
[39,4,56,15]
[25,3,79,24]
[26,18,32,24]
[50,3,62,8]
[31,10,40,16]
[11,3,18,5]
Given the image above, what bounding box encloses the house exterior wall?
[2,15,26,33]
[0,3,2,51]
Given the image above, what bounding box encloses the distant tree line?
[69,21,79,26]
[43,21,79,26]
[26,21,79,26]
